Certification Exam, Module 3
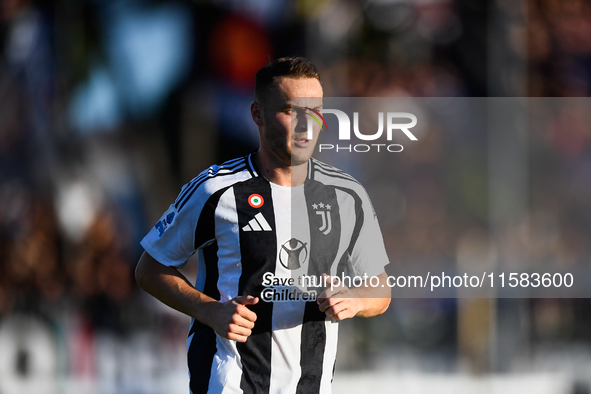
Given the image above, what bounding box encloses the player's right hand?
[212,295,259,342]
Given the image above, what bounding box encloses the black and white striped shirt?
[141,153,389,394]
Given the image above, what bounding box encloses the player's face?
[257,77,324,167]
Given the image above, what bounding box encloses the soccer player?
[136,57,391,394]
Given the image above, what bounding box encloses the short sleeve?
[141,175,214,268]
[141,200,200,268]
[349,190,390,277]
[141,157,255,268]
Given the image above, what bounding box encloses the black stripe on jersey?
[175,158,246,206]
[233,178,275,394]
[296,180,342,394]
[177,165,246,212]
[201,241,220,300]
[296,306,327,394]
[304,179,341,281]
[188,188,228,394]
[194,186,231,249]
[333,186,364,258]
[188,320,217,394]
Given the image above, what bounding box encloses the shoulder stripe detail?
[222,156,247,166]
[312,160,357,182]
[313,167,360,185]
[175,158,247,206]
[175,173,208,205]
[176,165,247,212]
[175,163,245,208]
[312,159,341,171]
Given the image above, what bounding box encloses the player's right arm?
[135,251,258,342]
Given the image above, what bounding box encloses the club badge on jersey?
[312,202,332,235]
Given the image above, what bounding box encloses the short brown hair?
[254,57,321,102]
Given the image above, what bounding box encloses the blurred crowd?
[1,0,591,391]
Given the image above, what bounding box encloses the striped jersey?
[141,153,389,394]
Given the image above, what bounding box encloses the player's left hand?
[316,274,364,321]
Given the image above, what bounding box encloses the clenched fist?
[210,295,259,342]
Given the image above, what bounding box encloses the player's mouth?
[293,137,311,148]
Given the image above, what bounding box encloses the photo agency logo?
[304,107,418,153]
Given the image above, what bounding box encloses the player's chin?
[290,147,315,165]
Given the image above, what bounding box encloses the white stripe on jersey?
[213,187,242,302]
[209,337,242,394]
[269,183,305,394]
[320,321,339,393]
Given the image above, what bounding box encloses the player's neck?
[253,151,308,187]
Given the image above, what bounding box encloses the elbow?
[135,263,145,290]
[135,251,166,293]
[135,257,149,290]
[358,296,391,318]
[370,294,391,317]
[368,298,390,318]
[378,297,391,316]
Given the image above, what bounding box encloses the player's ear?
[251,101,264,126]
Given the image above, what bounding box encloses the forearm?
[135,251,221,326]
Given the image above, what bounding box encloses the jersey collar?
[247,152,259,178]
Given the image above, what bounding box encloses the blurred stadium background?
[1,0,591,393]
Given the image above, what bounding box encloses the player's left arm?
[317,271,390,320]
[317,180,392,320]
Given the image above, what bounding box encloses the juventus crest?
[312,202,332,235]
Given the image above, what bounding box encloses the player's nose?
[294,111,308,131]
